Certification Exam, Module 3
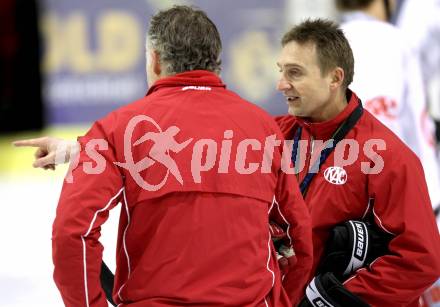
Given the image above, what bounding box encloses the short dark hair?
[281,18,354,89]
[147,5,222,75]
[336,0,374,11]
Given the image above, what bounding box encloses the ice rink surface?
[0,172,119,307]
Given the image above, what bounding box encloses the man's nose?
[276,78,292,92]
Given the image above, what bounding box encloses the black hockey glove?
[318,220,393,281]
[298,272,370,307]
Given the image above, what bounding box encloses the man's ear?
[151,50,162,76]
[329,67,345,90]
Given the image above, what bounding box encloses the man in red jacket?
[275,19,440,306]
[16,13,440,307]
[15,5,313,307]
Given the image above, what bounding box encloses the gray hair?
[147,5,222,75]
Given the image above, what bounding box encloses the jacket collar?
[294,89,360,140]
[146,70,226,95]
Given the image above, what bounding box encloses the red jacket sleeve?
[344,151,440,306]
[52,117,123,307]
[274,168,314,305]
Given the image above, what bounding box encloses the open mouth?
[286,96,300,103]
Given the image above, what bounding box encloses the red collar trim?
[146,70,226,95]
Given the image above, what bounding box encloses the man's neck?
[310,90,348,123]
[363,0,387,22]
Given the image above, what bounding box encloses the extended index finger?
[12,137,48,148]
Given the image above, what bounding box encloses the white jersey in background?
[341,12,440,208]
[395,0,440,123]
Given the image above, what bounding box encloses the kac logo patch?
[324,166,347,185]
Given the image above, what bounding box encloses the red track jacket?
[275,90,440,307]
[52,71,313,307]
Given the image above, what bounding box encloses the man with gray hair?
[32,6,313,307]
